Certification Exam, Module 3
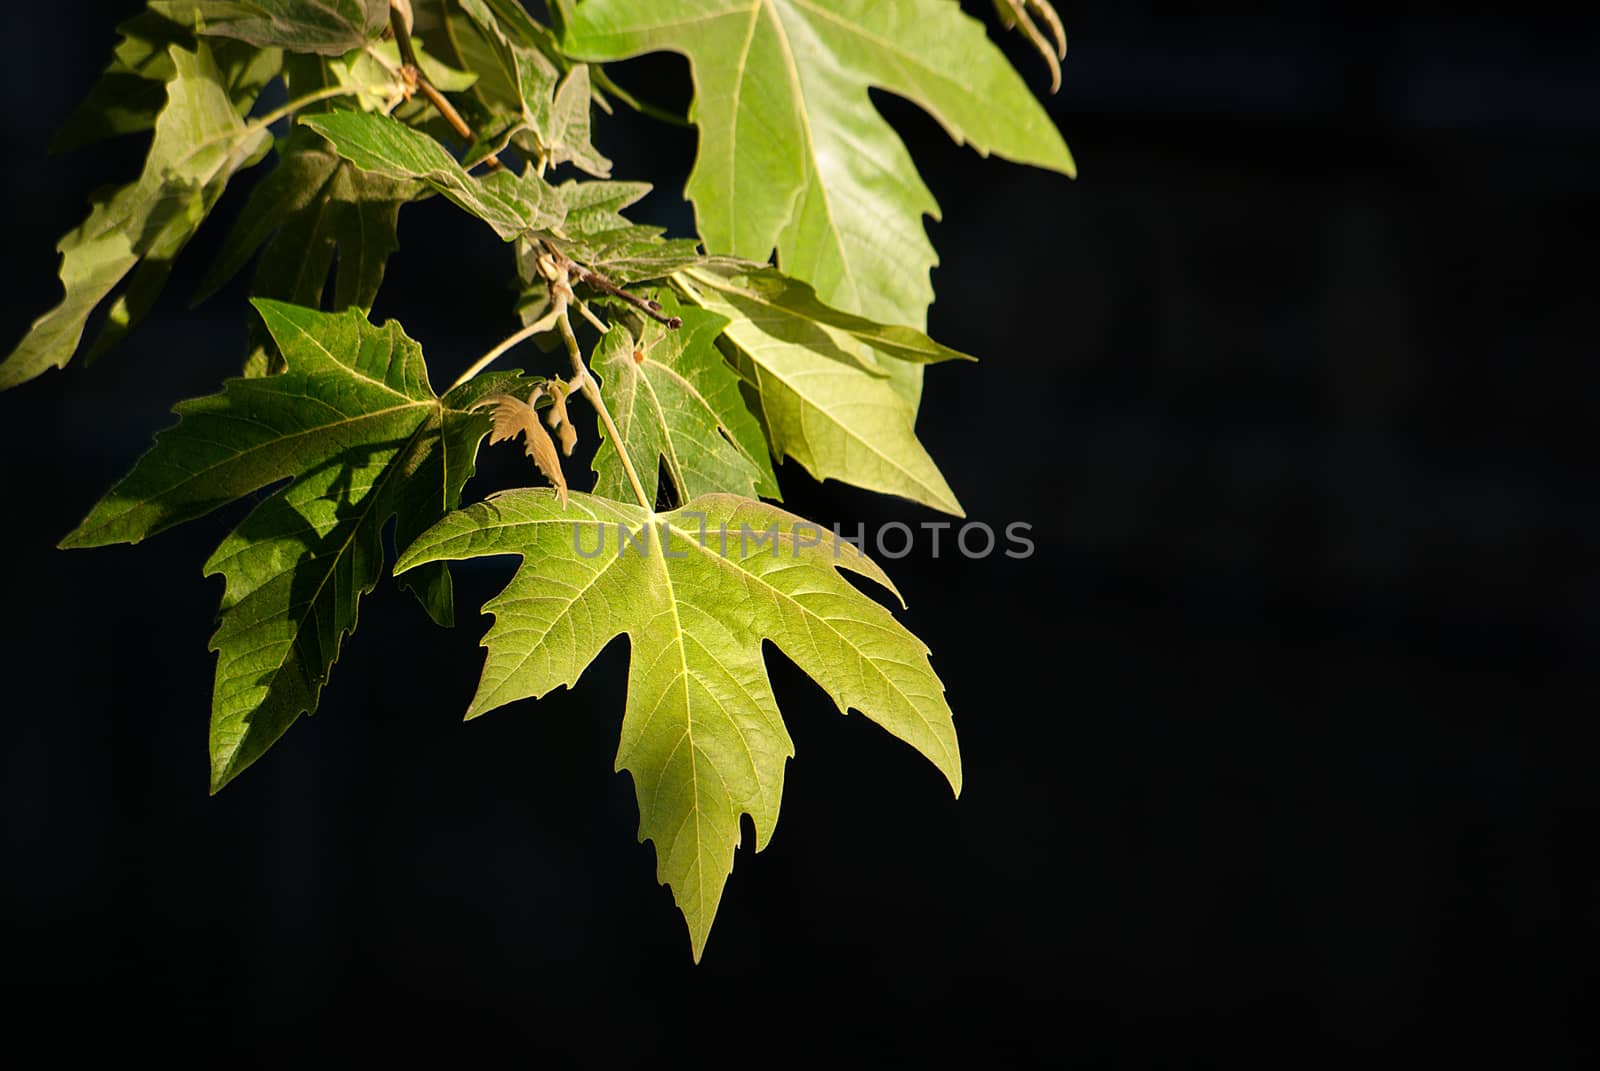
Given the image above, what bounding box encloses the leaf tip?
[463,686,505,722]
[58,515,118,550]
[208,760,240,796]
[685,917,712,965]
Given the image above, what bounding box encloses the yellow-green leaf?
[395,490,960,960]
[564,0,1075,332]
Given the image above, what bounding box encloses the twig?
[388,3,421,69]
[574,299,610,334]
[541,240,681,329]
[390,5,502,170]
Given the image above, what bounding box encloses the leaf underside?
[301,110,564,241]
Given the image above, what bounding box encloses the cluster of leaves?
[6,0,1072,960]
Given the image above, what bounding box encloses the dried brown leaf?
[993,0,1066,92]
[545,382,579,457]
[477,390,569,506]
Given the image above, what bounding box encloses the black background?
[2,2,1595,1063]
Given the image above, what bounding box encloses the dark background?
[1,1,1594,1062]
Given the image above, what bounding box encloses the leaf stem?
[593,68,691,128]
[574,299,610,334]
[449,309,561,392]
[553,283,650,510]
[250,83,392,133]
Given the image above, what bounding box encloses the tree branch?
[541,240,682,329]
[390,4,502,169]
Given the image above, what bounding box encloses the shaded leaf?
[52,12,281,153]
[198,126,420,314]
[151,0,390,57]
[61,302,515,787]
[394,490,960,960]
[1,42,272,390]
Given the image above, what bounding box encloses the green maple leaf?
[394,490,961,960]
[301,110,564,241]
[457,0,562,139]
[674,266,968,515]
[454,0,612,174]
[61,302,518,790]
[542,63,612,177]
[198,126,419,316]
[285,34,477,115]
[0,42,273,391]
[151,0,391,57]
[535,179,711,283]
[686,263,973,366]
[512,178,707,289]
[576,235,709,285]
[52,11,282,153]
[553,178,650,234]
[591,292,778,504]
[562,0,1075,333]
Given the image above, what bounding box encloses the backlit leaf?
[674,268,965,515]
[563,0,1075,331]
[395,490,960,960]
[592,292,778,505]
